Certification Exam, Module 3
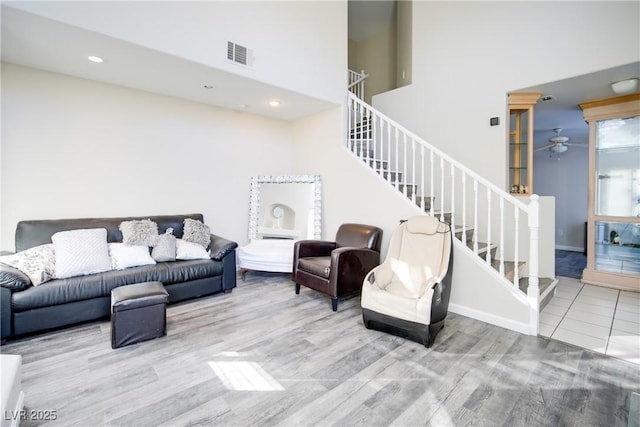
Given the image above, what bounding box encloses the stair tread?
[518,277,556,294]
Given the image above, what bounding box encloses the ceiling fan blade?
[565,143,588,148]
[534,144,553,152]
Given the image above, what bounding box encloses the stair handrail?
[347,92,529,211]
[348,69,368,101]
[347,91,540,333]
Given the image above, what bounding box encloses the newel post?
[528,194,540,335]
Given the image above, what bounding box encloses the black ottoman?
[111,281,169,349]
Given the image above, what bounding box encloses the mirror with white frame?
[239,175,322,275]
[248,174,322,241]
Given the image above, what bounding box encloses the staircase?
[346,72,557,335]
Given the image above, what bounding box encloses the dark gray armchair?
[292,223,382,311]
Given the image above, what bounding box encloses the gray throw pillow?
[182,218,210,249]
[119,219,159,247]
[152,228,177,262]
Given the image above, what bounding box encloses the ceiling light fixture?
[203,84,214,89]
[611,78,639,95]
[268,100,280,107]
[87,55,103,63]
[549,144,568,154]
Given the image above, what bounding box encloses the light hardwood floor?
[2,272,638,427]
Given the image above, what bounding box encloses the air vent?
[227,41,250,66]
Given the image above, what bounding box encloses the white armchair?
[361,215,453,347]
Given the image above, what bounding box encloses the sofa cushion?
[297,257,331,279]
[15,214,205,252]
[182,218,210,248]
[108,243,156,270]
[0,244,55,286]
[52,229,112,279]
[11,259,224,312]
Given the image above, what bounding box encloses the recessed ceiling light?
[203,84,214,89]
[268,100,280,107]
[87,55,103,63]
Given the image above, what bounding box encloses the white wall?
[0,63,295,250]
[349,23,397,104]
[6,1,347,105]
[534,148,588,251]
[373,1,640,190]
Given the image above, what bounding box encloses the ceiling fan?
[534,128,587,155]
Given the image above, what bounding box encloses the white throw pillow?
[52,228,112,279]
[176,239,211,260]
[0,244,56,286]
[108,243,156,270]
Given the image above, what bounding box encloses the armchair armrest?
[329,247,380,296]
[209,234,238,261]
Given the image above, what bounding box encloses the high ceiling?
[2,1,638,138]
[0,5,335,121]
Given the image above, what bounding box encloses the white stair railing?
[346,91,540,321]
[348,69,368,101]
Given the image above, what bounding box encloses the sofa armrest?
[1,286,12,339]
[209,234,238,261]
[0,263,32,292]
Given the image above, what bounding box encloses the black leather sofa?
[0,213,237,340]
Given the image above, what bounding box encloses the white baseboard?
[448,303,533,336]
[555,245,584,252]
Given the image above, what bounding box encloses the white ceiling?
[2,2,638,139]
[517,62,640,149]
[0,5,336,121]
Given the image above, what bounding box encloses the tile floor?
[540,276,640,365]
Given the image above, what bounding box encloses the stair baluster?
[486,189,492,264]
[462,171,467,245]
[514,208,520,287]
[440,157,445,222]
[499,197,505,276]
[430,151,435,216]
[473,180,479,255]
[450,164,455,233]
